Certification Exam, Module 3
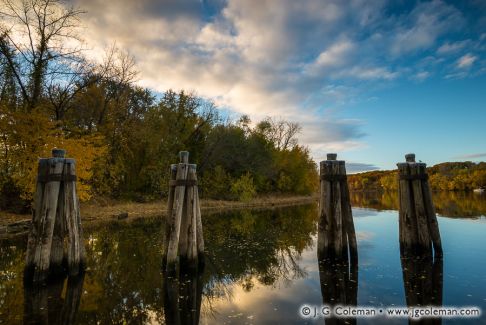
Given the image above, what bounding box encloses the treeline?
[0,0,317,212]
[348,162,486,192]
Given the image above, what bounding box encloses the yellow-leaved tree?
[0,109,106,202]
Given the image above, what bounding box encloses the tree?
[0,0,90,111]
[255,117,302,150]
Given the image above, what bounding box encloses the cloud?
[454,153,486,159]
[413,71,430,81]
[388,0,464,56]
[456,53,477,69]
[67,0,483,160]
[337,66,399,80]
[437,40,471,54]
[304,40,355,74]
[346,163,381,174]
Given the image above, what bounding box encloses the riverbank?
[0,195,318,239]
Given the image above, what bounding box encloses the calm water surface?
[1,192,486,324]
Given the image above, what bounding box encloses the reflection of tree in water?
[0,204,318,323]
[202,205,317,300]
[78,219,167,324]
[350,191,486,218]
[401,256,443,325]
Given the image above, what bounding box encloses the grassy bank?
[0,195,318,238]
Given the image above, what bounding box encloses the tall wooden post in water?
[318,153,357,262]
[397,154,442,257]
[163,151,204,273]
[25,149,86,283]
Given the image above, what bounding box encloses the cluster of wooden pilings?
[24,149,86,283]
[317,152,443,323]
[318,153,358,262]
[397,154,442,257]
[318,152,443,260]
[163,151,205,273]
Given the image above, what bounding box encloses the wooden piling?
[162,164,178,268]
[397,154,442,257]
[318,153,358,262]
[25,149,86,283]
[164,151,204,273]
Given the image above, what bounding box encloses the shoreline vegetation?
[348,161,486,192]
[1,0,485,236]
[3,185,486,239]
[0,195,318,238]
[1,0,317,216]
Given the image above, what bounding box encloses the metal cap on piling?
[405,153,415,163]
[52,148,66,158]
[327,153,337,160]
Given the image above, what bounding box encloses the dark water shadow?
[23,273,85,324]
[163,268,204,325]
[318,255,358,325]
[400,256,443,324]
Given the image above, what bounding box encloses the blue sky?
[74,0,486,171]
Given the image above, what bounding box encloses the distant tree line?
[348,162,486,192]
[0,0,318,212]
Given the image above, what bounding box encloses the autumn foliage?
[0,0,317,212]
[348,162,486,192]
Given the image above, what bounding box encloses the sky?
[71,0,486,172]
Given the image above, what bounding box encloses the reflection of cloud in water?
[201,266,322,324]
[352,207,380,218]
[357,231,375,242]
[356,231,375,267]
[201,241,321,324]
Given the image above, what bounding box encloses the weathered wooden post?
[397,154,442,257]
[163,151,204,273]
[24,149,86,283]
[318,153,358,262]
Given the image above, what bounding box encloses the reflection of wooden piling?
[401,256,443,324]
[318,256,358,325]
[163,151,204,273]
[318,153,358,262]
[25,149,86,283]
[163,269,204,325]
[23,273,85,325]
[397,154,442,257]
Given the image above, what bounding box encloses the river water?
[1,192,485,324]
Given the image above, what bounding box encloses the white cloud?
[67,0,481,161]
[413,71,430,81]
[456,54,477,69]
[337,66,399,80]
[305,40,355,74]
[389,0,464,56]
[437,40,471,54]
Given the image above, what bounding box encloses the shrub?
[231,173,257,202]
